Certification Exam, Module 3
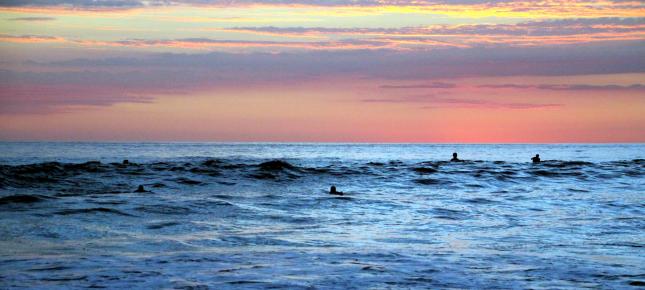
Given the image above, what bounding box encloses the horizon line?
[1,140,644,145]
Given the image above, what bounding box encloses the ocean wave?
[0,194,54,205]
[54,207,133,216]
[1,153,643,289]
[1,159,642,192]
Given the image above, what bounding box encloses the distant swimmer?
[329,185,344,196]
[451,152,461,162]
[531,154,541,163]
[123,159,129,165]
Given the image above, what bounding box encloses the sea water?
[0,143,643,289]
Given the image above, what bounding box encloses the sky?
[0,0,643,142]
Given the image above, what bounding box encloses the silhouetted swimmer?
[123,159,129,165]
[329,186,344,196]
[135,185,146,193]
[531,154,541,163]
[451,152,461,162]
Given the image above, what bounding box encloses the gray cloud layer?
[2,40,644,113]
[228,17,645,37]
[8,17,56,21]
[43,41,645,79]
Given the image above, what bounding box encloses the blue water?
[0,143,643,289]
[0,142,643,164]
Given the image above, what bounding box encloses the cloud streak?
[8,16,55,21]
[0,34,64,43]
[222,18,645,47]
[380,82,457,89]
[362,94,563,109]
[478,84,645,91]
[0,34,406,50]
[38,42,645,78]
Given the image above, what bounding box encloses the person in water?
[451,152,461,162]
[531,154,541,163]
[329,186,344,196]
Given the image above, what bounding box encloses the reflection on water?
[0,143,644,288]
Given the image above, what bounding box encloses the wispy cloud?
[423,99,563,110]
[0,69,164,114]
[8,16,56,21]
[380,82,457,89]
[29,42,645,82]
[0,34,405,50]
[0,34,64,43]
[77,38,402,50]
[221,18,645,47]
[362,94,562,109]
[478,84,645,91]
[0,85,156,114]
[226,18,645,37]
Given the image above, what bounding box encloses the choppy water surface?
[0,143,643,289]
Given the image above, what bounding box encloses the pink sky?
[0,1,644,142]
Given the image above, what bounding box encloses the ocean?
[0,142,643,289]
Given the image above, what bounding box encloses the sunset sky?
[0,0,643,142]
